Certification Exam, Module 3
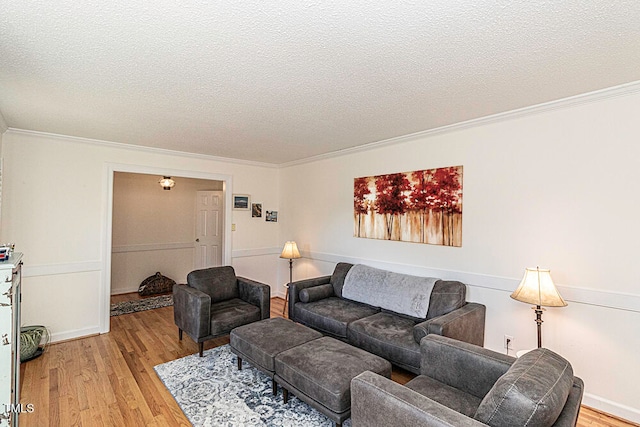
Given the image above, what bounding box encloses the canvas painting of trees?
[354,166,463,246]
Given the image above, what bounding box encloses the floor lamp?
[511,267,567,348]
[280,241,301,316]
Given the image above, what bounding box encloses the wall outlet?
[504,335,514,350]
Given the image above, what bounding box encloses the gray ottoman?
[274,336,392,427]
[230,317,322,394]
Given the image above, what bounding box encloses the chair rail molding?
[299,250,640,314]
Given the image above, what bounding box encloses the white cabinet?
[0,253,22,427]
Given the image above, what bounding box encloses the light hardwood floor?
[18,296,637,426]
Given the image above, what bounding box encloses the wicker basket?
[138,272,176,296]
[20,325,49,362]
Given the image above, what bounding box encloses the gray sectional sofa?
[289,262,486,374]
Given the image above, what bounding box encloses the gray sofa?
[289,262,486,374]
[351,335,584,427]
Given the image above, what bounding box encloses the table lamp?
[510,267,567,348]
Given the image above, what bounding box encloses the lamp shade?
[280,241,301,259]
[511,267,567,307]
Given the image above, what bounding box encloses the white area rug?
[154,345,352,426]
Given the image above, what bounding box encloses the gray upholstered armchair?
[173,266,270,356]
[351,335,584,427]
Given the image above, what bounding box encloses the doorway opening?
[101,163,233,334]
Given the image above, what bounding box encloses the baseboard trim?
[111,287,140,296]
[582,393,640,425]
[49,326,102,344]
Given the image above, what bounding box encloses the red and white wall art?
[354,166,463,247]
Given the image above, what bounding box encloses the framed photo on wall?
[266,211,278,222]
[233,194,250,210]
[252,203,262,218]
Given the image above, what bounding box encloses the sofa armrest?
[288,275,331,319]
[237,276,271,320]
[419,335,514,398]
[351,371,486,427]
[414,302,486,346]
[173,283,211,339]
[553,377,585,427]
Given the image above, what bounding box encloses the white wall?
[111,172,223,294]
[0,130,282,342]
[279,89,640,422]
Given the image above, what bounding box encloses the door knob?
[195,238,200,242]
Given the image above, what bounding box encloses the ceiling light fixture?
[159,176,175,190]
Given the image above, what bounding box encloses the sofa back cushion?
[342,264,437,318]
[426,280,467,319]
[187,266,238,303]
[474,348,574,427]
[330,262,354,297]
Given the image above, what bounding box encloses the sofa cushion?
[330,262,354,297]
[293,297,379,338]
[405,375,482,418]
[474,348,574,427]
[299,283,335,303]
[426,280,466,320]
[187,266,238,303]
[343,264,437,318]
[347,312,421,373]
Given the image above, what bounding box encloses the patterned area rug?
[154,345,352,427]
[110,294,173,316]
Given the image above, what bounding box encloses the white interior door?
[194,190,224,269]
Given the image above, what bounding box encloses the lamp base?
[282,258,293,316]
[282,283,289,317]
[532,305,545,348]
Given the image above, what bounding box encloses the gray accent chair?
[173,266,270,356]
[351,335,584,427]
[289,262,486,373]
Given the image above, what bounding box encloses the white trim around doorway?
[100,163,233,334]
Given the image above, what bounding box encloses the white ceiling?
[1,1,639,164]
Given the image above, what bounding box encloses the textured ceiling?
[1,1,639,164]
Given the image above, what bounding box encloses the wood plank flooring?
[17,296,637,426]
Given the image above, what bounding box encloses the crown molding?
[279,79,640,168]
[4,128,279,169]
[4,80,640,168]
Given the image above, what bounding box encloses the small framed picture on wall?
[252,203,262,218]
[265,211,278,222]
[233,194,250,210]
